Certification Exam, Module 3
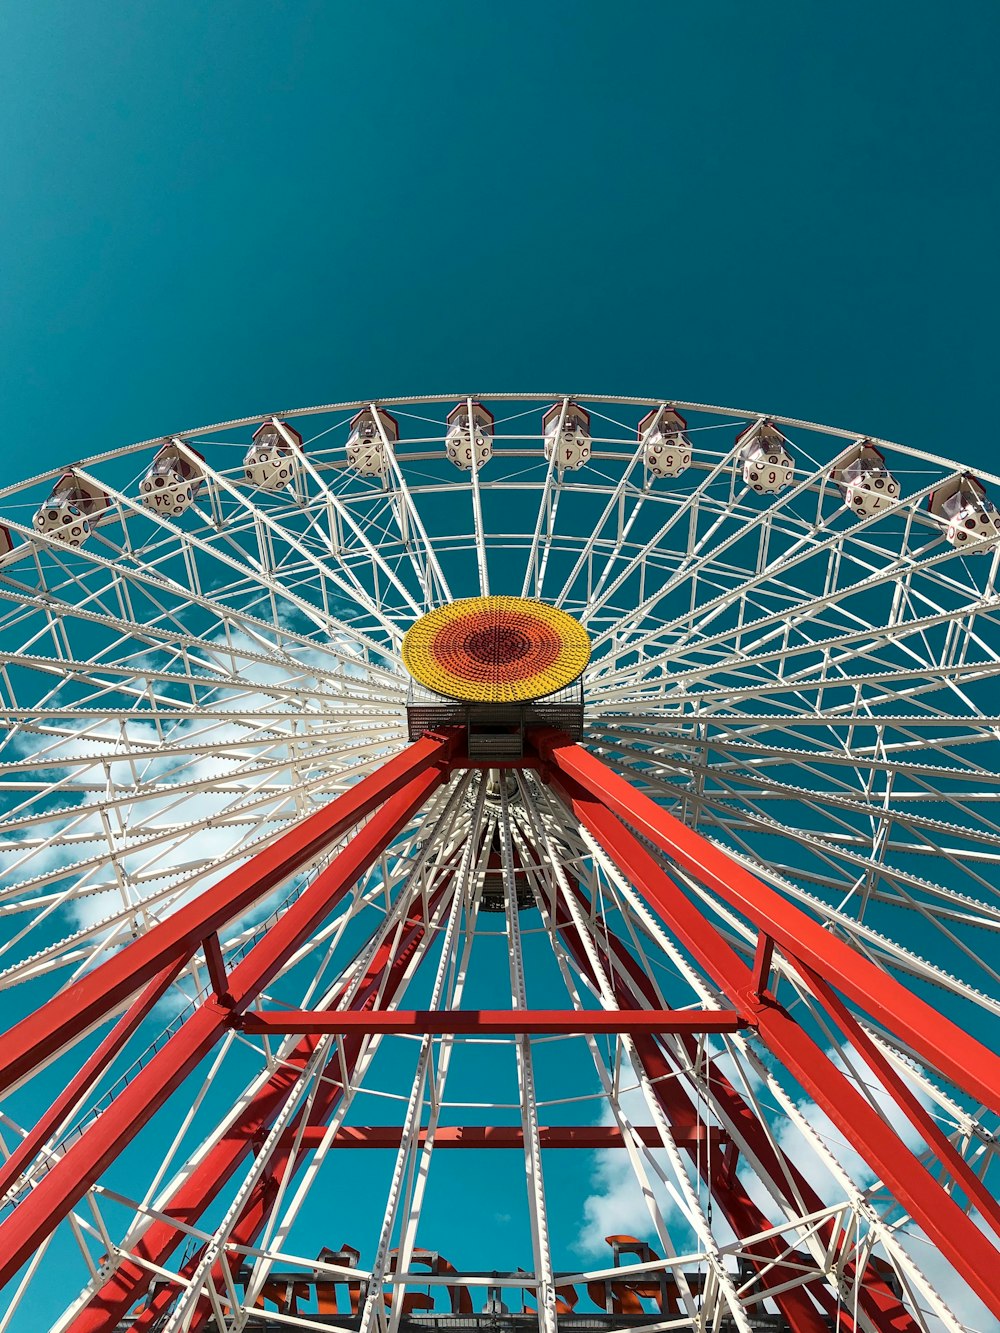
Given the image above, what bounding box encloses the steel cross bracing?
[0,393,998,1330]
[509,778,753,1330]
[145,779,475,1333]
[592,737,1000,934]
[53,799,465,1330]
[531,733,1000,1315]
[0,730,995,1331]
[521,784,965,1330]
[586,744,1000,1016]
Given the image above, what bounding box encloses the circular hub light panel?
[401,595,591,703]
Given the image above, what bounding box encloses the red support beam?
[0,732,456,1099]
[0,958,184,1207]
[294,1124,725,1149]
[119,892,451,1333]
[533,729,1000,1114]
[751,932,775,1000]
[543,759,1000,1317]
[69,906,437,1333]
[554,895,829,1331]
[798,960,1000,1243]
[202,932,231,1004]
[556,879,919,1333]
[239,1008,748,1036]
[0,763,446,1294]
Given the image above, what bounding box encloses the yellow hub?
[401,596,591,704]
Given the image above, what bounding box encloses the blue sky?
[2,1,998,462]
[1,1,999,1327]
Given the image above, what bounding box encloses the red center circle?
[430,609,563,685]
[465,626,532,665]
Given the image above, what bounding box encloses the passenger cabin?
[639,405,692,478]
[347,407,398,477]
[831,440,899,518]
[245,419,303,491]
[736,420,795,493]
[139,440,205,517]
[33,472,110,546]
[543,401,592,470]
[445,400,494,470]
[929,472,1000,550]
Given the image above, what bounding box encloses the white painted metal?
[0,394,996,1331]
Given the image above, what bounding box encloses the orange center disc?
[401,596,591,703]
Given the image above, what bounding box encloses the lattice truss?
[0,396,996,1332]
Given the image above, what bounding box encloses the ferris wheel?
[0,393,997,1332]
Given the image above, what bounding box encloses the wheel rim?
[0,395,996,1330]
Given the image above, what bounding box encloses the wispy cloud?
[575,1045,997,1328]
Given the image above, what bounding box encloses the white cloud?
[890,1215,1000,1333]
[575,1042,991,1326]
[0,625,403,980]
[575,1076,682,1256]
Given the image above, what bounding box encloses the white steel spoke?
[71,466,399,668]
[553,428,646,610]
[520,398,566,600]
[0,393,996,1331]
[372,406,452,607]
[500,783,557,1333]
[172,444,411,649]
[465,398,491,597]
[580,432,745,630]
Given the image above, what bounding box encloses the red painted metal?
[557,878,919,1333]
[547,766,1000,1318]
[0,958,184,1207]
[119,894,450,1333]
[533,728,1000,1115]
[555,894,829,1330]
[12,724,983,1327]
[202,932,230,1002]
[0,733,455,1098]
[239,1007,748,1036]
[751,932,775,1000]
[0,764,445,1293]
[68,922,434,1329]
[799,961,1000,1242]
[293,1124,723,1149]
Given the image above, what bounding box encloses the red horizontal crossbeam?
[239,1008,747,1035]
[298,1124,723,1149]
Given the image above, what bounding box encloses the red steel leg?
[556,889,829,1330]
[557,881,920,1332]
[0,764,445,1292]
[0,957,183,1206]
[546,767,1000,1318]
[0,733,455,1098]
[799,961,1000,1241]
[122,893,451,1333]
[532,728,1000,1114]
